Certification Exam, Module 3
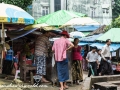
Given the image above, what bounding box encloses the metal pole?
[66,0,67,10]
[49,0,50,13]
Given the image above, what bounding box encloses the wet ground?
[0,71,89,90]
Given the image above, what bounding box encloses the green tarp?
[97,28,120,42]
[35,10,86,26]
[82,32,91,36]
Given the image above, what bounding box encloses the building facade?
[50,0,66,13]
[32,0,50,19]
[32,0,113,25]
[32,0,67,19]
[66,0,112,25]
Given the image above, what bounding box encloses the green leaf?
[0,0,33,10]
[112,0,120,19]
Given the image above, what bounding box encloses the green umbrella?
[97,28,120,42]
[35,10,86,26]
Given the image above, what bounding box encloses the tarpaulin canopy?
[97,28,120,42]
[82,32,91,36]
[78,42,92,46]
[90,43,120,51]
[62,17,100,27]
[6,29,62,41]
[36,10,86,26]
[24,23,56,30]
[74,25,100,32]
[24,23,49,30]
[80,34,103,42]
[6,28,37,41]
[49,38,74,42]
[87,25,105,36]
[69,31,85,38]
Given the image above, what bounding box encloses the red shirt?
[72,46,82,60]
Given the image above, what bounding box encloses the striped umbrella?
[0,3,34,24]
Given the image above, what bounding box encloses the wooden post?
[1,22,5,74]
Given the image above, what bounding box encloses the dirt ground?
[0,71,88,90]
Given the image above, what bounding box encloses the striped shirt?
[35,35,51,56]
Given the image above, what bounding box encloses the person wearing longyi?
[52,30,74,90]
[35,30,51,83]
[100,39,113,75]
[72,38,83,85]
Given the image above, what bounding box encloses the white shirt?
[98,55,102,64]
[86,51,98,62]
[101,44,111,60]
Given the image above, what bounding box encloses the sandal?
[80,80,83,82]
[76,82,81,85]
[59,88,64,90]
[41,80,50,83]
[4,77,8,80]
[41,78,50,83]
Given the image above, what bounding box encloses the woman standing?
[72,38,83,84]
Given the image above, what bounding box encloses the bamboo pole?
[1,22,5,73]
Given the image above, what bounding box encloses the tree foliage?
[112,0,120,19]
[104,16,120,31]
[104,0,120,31]
[0,0,33,11]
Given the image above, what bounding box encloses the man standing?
[35,30,51,82]
[86,47,98,77]
[100,39,113,75]
[52,30,74,90]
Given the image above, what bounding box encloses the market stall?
[0,3,35,75]
[1,9,102,85]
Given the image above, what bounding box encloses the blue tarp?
[78,42,92,46]
[80,34,103,42]
[74,25,100,32]
[90,43,120,51]
[27,5,32,9]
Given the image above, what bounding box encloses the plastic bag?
[52,53,55,67]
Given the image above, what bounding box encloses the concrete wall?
[32,0,50,19]
[50,0,54,13]
[66,0,112,25]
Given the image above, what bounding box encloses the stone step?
[94,82,117,90]
[82,77,91,90]
[91,75,120,89]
